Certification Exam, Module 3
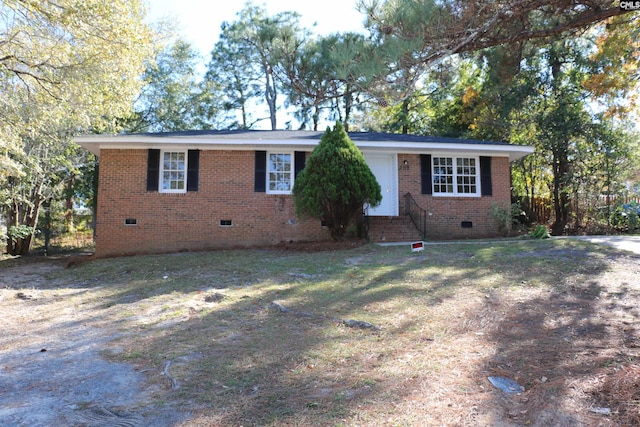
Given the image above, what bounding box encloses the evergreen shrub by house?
[293,122,382,239]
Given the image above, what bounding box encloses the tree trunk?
[65,174,75,233]
[334,97,343,124]
[240,98,248,129]
[528,160,538,224]
[551,145,570,235]
[7,185,44,256]
[343,90,353,132]
[312,102,320,131]
[401,98,410,134]
[264,65,277,130]
[43,199,52,254]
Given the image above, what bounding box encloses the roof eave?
[75,135,534,162]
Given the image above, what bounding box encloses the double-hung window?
[432,156,480,196]
[147,149,199,193]
[160,151,187,193]
[254,151,305,194]
[267,152,293,194]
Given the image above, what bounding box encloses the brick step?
[366,216,422,243]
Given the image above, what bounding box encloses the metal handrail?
[404,192,426,240]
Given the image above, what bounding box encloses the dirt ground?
[0,243,367,425]
[1,238,640,426]
[0,258,190,426]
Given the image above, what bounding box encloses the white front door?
[364,153,398,216]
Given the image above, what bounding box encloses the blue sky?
[145,0,368,58]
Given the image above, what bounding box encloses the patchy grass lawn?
[3,238,640,426]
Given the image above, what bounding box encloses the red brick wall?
[95,149,329,257]
[95,149,513,256]
[397,154,511,239]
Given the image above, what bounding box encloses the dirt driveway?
[0,259,189,426]
[562,235,640,256]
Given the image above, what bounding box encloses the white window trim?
[266,151,294,195]
[159,150,188,194]
[432,155,481,197]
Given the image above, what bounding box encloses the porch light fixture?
[399,159,409,170]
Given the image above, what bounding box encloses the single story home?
[76,130,533,257]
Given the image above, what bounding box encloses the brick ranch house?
[76,130,533,257]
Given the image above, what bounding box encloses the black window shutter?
[294,151,306,178]
[187,150,200,192]
[254,151,267,192]
[480,156,492,196]
[420,154,432,195]
[147,149,160,191]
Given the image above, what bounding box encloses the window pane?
[454,158,476,194]
[433,157,455,194]
[433,156,479,195]
[269,173,277,190]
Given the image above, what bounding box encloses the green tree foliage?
[361,10,639,234]
[277,36,333,130]
[206,3,376,131]
[205,2,305,130]
[0,0,155,254]
[359,0,636,101]
[0,0,154,134]
[537,63,591,235]
[129,40,222,132]
[582,15,640,117]
[276,32,380,131]
[497,34,639,233]
[206,17,262,129]
[293,122,381,238]
[361,57,484,136]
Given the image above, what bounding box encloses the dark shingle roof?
[77,128,534,161]
[130,129,510,146]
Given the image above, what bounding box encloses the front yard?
[1,239,639,426]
